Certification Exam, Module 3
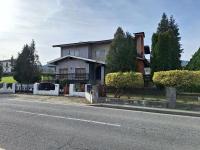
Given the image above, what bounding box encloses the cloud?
[0,0,200,63]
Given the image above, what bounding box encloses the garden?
[105,70,200,111]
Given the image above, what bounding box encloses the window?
[59,68,68,79]
[59,68,68,74]
[63,49,70,56]
[95,49,105,59]
[75,68,86,80]
[74,49,80,57]
[75,68,86,74]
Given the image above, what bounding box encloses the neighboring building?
[48,32,150,85]
[41,64,56,74]
[0,59,15,74]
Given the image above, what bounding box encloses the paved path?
[0,96,200,150]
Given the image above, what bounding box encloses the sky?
[0,0,200,64]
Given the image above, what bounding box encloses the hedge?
[105,72,144,89]
[153,70,200,90]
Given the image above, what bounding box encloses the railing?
[55,73,89,81]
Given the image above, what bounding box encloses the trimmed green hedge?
[105,72,144,89]
[153,70,200,91]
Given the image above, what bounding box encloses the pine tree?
[186,48,200,70]
[106,27,137,73]
[0,64,2,81]
[14,40,41,83]
[151,13,182,73]
[157,13,169,33]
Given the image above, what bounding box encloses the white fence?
[33,83,60,96]
[69,84,98,103]
[0,83,15,94]
[0,82,98,103]
[15,84,33,93]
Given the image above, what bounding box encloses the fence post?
[33,83,38,95]
[12,83,16,93]
[166,87,176,108]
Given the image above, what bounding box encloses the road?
[0,97,200,150]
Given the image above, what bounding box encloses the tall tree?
[10,56,15,73]
[106,27,137,73]
[151,13,182,73]
[0,64,2,81]
[157,13,169,33]
[14,40,41,83]
[186,48,200,70]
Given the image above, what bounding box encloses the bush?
[153,70,200,92]
[105,72,144,97]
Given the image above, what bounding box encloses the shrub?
[153,70,200,91]
[105,72,144,97]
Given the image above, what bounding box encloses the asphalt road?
[0,97,200,150]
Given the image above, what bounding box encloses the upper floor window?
[74,49,80,57]
[63,49,70,56]
[95,49,105,59]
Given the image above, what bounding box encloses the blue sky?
[0,0,200,64]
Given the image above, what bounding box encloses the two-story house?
[48,32,150,87]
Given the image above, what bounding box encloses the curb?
[90,104,200,117]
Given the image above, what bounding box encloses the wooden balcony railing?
[55,73,89,81]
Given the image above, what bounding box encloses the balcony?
[55,73,89,82]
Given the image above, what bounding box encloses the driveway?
[0,96,200,150]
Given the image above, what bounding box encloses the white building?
[0,59,13,74]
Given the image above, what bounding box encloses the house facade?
[0,59,14,74]
[48,32,150,87]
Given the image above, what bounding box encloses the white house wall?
[56,59,89,74]
[0,61,12,73]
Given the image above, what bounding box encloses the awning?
[48,55,106,65]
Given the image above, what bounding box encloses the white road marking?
[15,110,121,127]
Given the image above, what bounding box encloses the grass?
[0,76,16,83]
[107,93,200,105]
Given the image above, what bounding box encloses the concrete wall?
[61,46,89,58]
[69,84,98,103]
[55,59,89,74]
[0,83,15,94]
[33,83,60,96]
[69,84,86,97]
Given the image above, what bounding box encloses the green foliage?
[0,65,2,81]
[106,27,137,73]
[151,13,182,74]
[186,48,200,70]
[153,70,200,90]
[14,40,42,84]
[106,72,144,98]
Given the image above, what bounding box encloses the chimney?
[134,32,145,57]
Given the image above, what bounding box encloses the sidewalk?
[90,103,200,117]
[0,94,89,105]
